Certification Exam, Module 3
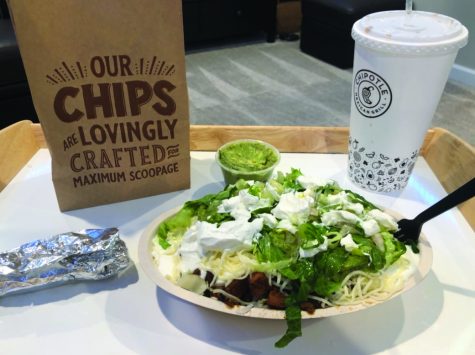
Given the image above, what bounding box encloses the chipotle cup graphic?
[348,10,468,192]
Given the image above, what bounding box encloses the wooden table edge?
[1,121,473,229]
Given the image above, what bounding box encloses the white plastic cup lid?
[352,10,469,55]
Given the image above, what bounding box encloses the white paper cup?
[348,11,468,192]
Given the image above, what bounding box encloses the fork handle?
[415,177,475,224]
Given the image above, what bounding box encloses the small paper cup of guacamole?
[216,139,280,185]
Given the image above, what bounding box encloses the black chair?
[300,0,405,69]
[0,0,38,129]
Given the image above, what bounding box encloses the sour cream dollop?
[271,192,314,225]
[321,210,360,226]
[340,233,358,252]
[178,218,263,272]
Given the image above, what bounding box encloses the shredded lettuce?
[275,303,302,348]
[254,226,299,264]
[343,189,378,210]
[275,260,315,347]
[157,206,195,249]
[274,168,304,192]
[380,231,406,267]
[297,223,326,250]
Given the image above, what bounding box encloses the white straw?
[406,0,413,14]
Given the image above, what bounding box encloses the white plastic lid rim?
[352,10,469,56]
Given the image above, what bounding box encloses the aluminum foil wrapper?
[0,228,130,297]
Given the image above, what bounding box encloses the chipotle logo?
[45,54,182,188]
[353,69,392,119]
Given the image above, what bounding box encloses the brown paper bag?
[7,0,190,211]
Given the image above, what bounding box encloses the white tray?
[1,148,474,354]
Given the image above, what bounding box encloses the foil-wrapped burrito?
[0,228,130,297]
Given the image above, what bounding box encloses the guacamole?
[219,141,278,172]
[216,139,280,184]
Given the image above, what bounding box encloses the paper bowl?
[138,207,433,320]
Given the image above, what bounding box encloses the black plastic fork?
[394,177,475,243]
